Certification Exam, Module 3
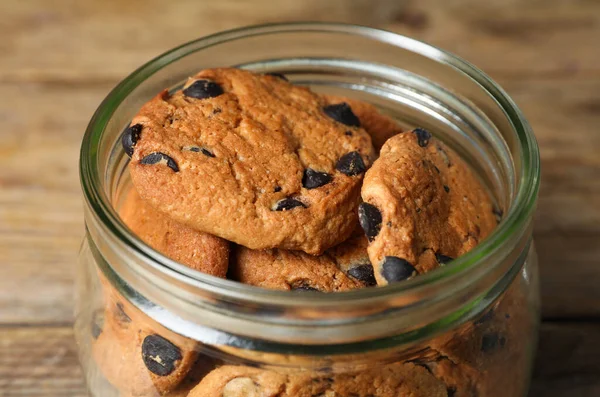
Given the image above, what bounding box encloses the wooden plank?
[0,82,112,324]
[0,327,86,396]
[0,323,598,396]
[531,322,600,397]
[1,0,599,83]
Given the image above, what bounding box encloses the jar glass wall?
[76,23,540,397]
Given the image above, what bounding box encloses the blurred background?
[1,0,599,395]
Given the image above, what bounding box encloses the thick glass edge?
[79,22,540,306]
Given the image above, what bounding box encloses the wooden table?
[1,0,599,395]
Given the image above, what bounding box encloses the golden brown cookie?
[326,228,377,287]
[93,300,198,396]
[119,188,229,277]
[188,363,448,397]
[324,95,403,151]
[127,68,376,255]
[230,245,363,292]
[359,129,497,285]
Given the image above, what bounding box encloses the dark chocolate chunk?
[413,128,432,147]
[274,197,306,211]
[266,72,288,81]
[188,147,216,157]
[302,168,332,189]
[182,79,223,99]
[121,123,142,157]
[443,185,450,193]
[492,206,504,223]
[347,264,377,287]
[435,253,455,266]
[273,186,282,193]
[381,256,417,283]
[344,130,353,136]
[481,333,502,353]
[358,202,383,242]
[115,302,131,324]
[447,387,457,397]
[323,103,361,127]
[336,151,366,176]
[142,334,183,376]
[140,152,179,172]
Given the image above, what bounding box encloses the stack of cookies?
[91,68,526,397]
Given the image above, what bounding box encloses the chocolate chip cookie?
[93,294,198,396]
[188,363,448,397]
[119,188,229,276]
[127,68,376,255]
[230,245,364,292]
[359,129,497,285]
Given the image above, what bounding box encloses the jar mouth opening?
[80,22,540,308]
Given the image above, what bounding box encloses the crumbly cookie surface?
[359,129,497,285]
[188,363,447,397]
[230,245,364,292]
[128,68,376,255]
[119,188,229,277]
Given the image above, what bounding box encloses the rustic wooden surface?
[0,0,598,395]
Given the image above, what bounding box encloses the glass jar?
[76,23,540,397]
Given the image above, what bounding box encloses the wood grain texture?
[1,323,598,397]
[0,0,599,394]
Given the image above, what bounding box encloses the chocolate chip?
[273,186,282,193]
[142,334,182,376]
[290,280,320,291]
[121,123,142,157]
[183,79,223,99]
[291,285,320,292]
[347,264,377,287]
[475,309,495,325]
[115,302,131,324]
[481,333,502,353]
[302,168,333,189]
[443,185,450,193]
[91,310,103,340]
[184,146,215,157]
[493,206,504,223]
[344,130,353,136]
[323,103,361,127]
[381,256,417,283]
[140,152,179,172]
[358,203,382,242]
[435,253,454,266]
[266,72,288,81]
[447,387,457,397]
[336,151,366,176]
[274,197,306,211]
[413,128,432,147]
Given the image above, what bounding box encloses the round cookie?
[127,68,376,255]
[359,129,497,285]
[188,363,448,397]
[119,188,229,277]
[92,310,198,397]
[230,245,364,292]
[324,95,403,151]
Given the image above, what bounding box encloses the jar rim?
[80,22,540,309]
